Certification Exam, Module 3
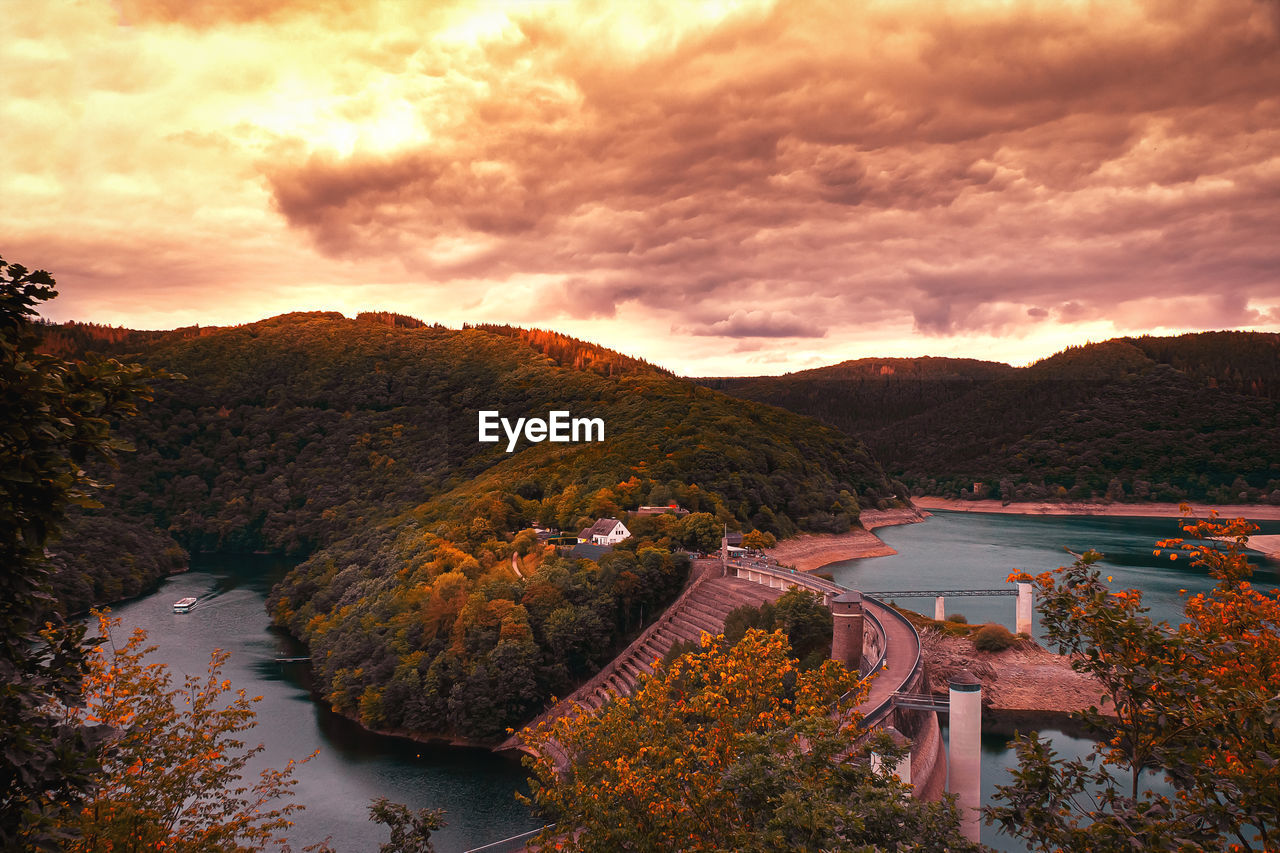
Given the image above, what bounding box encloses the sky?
[3,0,1279,376]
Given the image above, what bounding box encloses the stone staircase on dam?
[574,575,782,713]
[500,562,779,754]
[501,555,946,811]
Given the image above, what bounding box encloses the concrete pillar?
[894,752,911,786]
[948,670,982,845]
[721,535,728,577]
[831,591,864,673]
[870,726,912,786]
[1016,582,1033,636]
[935,596,945,621]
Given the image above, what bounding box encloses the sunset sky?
[4,0,1279,375]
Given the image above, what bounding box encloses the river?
[826,509,1280,852]
[106,512,1279,852]
[100,555,539,853]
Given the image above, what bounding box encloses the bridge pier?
[934,595,945,621]
[870,726,911,785]
[1016,582,1033,635]
[948,671,982,845]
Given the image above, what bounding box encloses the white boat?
[173,596,197,613]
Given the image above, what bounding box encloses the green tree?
[520,629,977,852]
[723,589,832,670]
[679,512,722,554]
[59,613,325,852]
[741,529,776,551]
[368,797,443,853]
[987,514,1280,851]
[723,600,776,643]
[0,257,155,848]
[773,588,833,669]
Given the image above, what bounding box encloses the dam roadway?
[499,553,932,789]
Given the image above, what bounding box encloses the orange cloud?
[2,0,1278,374]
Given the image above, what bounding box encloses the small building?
[578,527,593,544]
[565,542,613,562]
[725,531,743,547]
[584,518,631,545]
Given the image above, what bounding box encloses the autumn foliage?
[521,629,976,852]
[55,614,319,853]
[1,257,156,848]
[989,512,1280,852]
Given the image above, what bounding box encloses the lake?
[826,509,1280,851]
[107,511,1279,852]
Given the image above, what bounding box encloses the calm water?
[828,510,1280,851]
[108,513,1278,852]
[99,555,538,853]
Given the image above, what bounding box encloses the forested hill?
[49,311,896,549]
[43,311,899,741]
[702,332,1280,504]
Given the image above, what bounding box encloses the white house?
[584,517,630,546]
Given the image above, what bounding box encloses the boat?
[173,596,197,613]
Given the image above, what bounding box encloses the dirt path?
[858,598,923,721]
[1246,534,1280,561]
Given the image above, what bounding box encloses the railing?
[892,692,950,713]
[858,605,888,680]
[728,559,845,605]
[864,588,1017,597]
[849,595,924,730]
[462,824,555,853]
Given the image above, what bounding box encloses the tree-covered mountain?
[51,312,896,549]
[703,333,1280,504]
[42,311,900,741]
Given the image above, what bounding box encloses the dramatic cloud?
[683,310,828,339]
[2,0,1278,373]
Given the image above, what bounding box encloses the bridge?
[861,584,1033,632]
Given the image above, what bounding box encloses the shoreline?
[916,628,1111,729]
[914,496,1280,521]
[764,507,926,572]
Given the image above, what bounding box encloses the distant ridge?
[703,332,1280,505]
[785,356,1015,381]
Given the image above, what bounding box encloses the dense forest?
[44,511,188,618]
[703,333,1280,503]
[41,312,899,742]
